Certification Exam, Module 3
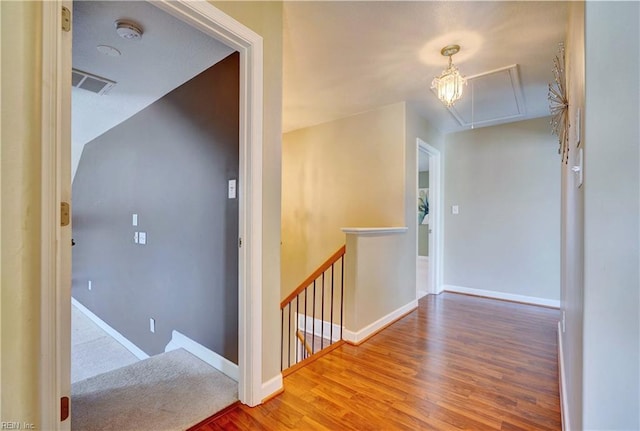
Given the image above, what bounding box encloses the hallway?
[196,292,561,430]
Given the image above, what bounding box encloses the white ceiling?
[282,1,568,134]
[72,1,568,176]
[72,1,234,177]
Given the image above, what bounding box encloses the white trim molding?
[417,139,443,295]
[343,300,418,345]
[72,298,149,360]
[260,373,283,402]
[40,1,72,429]
[557,321,571,431]
[341,227,408,235]
[416,256,430,299]
[165,330,239,381]
[442,285,561,308]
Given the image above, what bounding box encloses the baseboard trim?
[343,300,418,345]
[296,313,341,342]
[165,330,239,381]
[442,285,560,308]
[72,298,149,360]
[260,373,283,403]
[558,321,570,431]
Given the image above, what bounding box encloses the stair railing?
[280,245,345,372]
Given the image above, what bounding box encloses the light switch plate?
[132,213,138,226]
[139,232,147,245]
[452,205,459,215]
[228,179,237,199]
[134,232,139,244]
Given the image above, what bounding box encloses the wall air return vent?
[72,68,116,95]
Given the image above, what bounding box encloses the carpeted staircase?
[71,348,238,431]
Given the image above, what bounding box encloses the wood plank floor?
[194,293,561,430]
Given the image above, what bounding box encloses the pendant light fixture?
[431,44,466,107]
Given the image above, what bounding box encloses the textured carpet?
[71,348,238,431]
[72,304,139,383]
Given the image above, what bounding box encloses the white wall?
[583,2,639,429]
[444,118,560,302]
[561,2,585,429]
[1,1,44,425]
[344,231,413,335]
[280,102,444,340]
[281,103,406,296]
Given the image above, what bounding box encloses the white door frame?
[417,138,443,294]
[40,2,265,428]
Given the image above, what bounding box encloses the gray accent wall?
[72,53,240,362]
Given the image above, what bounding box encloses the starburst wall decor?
[548,43,569,164]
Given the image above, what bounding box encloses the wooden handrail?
[296,330,313,357]
[280,245,346,308]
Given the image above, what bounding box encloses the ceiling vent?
[72,69,116,95]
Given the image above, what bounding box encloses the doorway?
[417,149,431,298]
[39,1,265,428]
[416,138,442,297]
[70,3,243,426]
[70,0,241,374]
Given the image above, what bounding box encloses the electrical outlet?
[149,318,155,333]
[88,280,92,291]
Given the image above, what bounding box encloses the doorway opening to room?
[41,1,262,429]
[417,138,442,298]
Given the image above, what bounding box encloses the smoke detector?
[115,20,143,40]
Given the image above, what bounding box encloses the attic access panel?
[445,64,526,128]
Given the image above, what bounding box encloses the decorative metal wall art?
[548,43,569,164]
